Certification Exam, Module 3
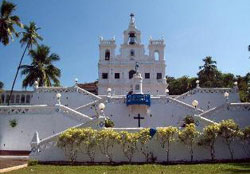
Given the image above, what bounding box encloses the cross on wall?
[134,114,144,127]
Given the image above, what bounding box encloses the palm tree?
[0,0,22,45]
[20,45,61,88]
[197,56,220,87]
[8,22,42,105]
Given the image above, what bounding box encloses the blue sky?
[0,0,250,90]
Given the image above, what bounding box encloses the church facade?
[0,14,249,162]
[98,14,166,95]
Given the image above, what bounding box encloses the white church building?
[0,14,249,162]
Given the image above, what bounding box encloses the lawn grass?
[6,163,250,174]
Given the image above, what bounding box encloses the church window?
[157,73,162,79]
[16,95,20,103]
[115,73,120,79]
[1,94,5,103]
[105,50,110,60]
[102,73,108,79]
[10,95,14,103]
[130,49,135,57]
[21,95,25,103]
[145,73,150,79]
[154,50,160,60]
[129,70,136,79]
[128,32,136,45]
[6,95,10,103]
[26,95,30,103]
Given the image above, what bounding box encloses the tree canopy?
[20,45,61,88]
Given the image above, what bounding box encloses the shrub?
[105,118,114,128]
[240,126,250,156]
[78,128,98,162]
[218,119,241,160]
[137,128,151,162]
[157,126,178,162]
[96,129,121,162]
[198,123,219,161]
[9,119,17,128]
[178,123,199,162]
[120,131,138,163]
[57,128,82,163]
[182,115,195,127]
[28,160,38,166]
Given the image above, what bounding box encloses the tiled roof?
[77,81,98,95]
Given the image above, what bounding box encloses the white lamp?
[165,88,169,95]
[196,80,200,88]
[98,103,105,116]
[192,100,199,108]
[224,92,229,103]
[34,81,39,89]
[56,93,62,105]
[107,88,112,96]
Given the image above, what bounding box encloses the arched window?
[21,95,25,104]
[154,50,160,61]
[129,70,136,79]
[26,95,30,103]
[16,95,20,103]
[128,32,136,45]
[130,49,135,57]
[105,50,110,60]
[1,94,5,104]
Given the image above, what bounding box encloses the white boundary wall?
[30,128,250,163]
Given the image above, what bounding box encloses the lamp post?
[107,88,112,96]
[224,92,229,103]
[98,103,106,117]
[165,88,169,96]
[192,100,199,117]
[34,81,39,90]
[56,93,62,105]
[196,80,200,88]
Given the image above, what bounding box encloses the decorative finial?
[130,13,135,24]
[135,62,139,72]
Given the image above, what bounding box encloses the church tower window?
[129,70,136,79]
[130,49,135,57]
[145,73,150,79]
[115,73,120,79]
[105,50,110,60]
[128,32,136,45]
[102,73,108,79]
[157,73,162,79]
[154,50,160,61]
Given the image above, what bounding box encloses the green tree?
[57,128,82,163]
[198,56,221,87]
[157,126,178,162]
[0,81,3,104]
[218,119,241,160]
[240,126,250,156]
[78,128,98,162]
[8,22,43,104]
[167,76,197,95]
[198,123,220,161]
[178,123,199,162]
[96,129,121,162]
[20,45,61,88]
[120,131,138,163]
[137,128,151,162]
[0,81,3,89]
[0,0,22,45]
